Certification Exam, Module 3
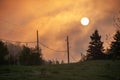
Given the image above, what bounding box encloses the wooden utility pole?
[66,36,70,64]
[36,30,39,53]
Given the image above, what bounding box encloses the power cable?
[0,38,36,43]
[0,38,66,52]
[70,54,77,62]
[39,42,66,52]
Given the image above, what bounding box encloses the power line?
[39,42,66,52]
[0,38,66,52]
[0,19,67,52]
[0,39,36,43]
[70,54,77,62]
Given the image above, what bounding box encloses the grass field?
[0,60,120,80]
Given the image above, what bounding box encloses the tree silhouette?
[0,41,9,65]
[7,42,21,65]
[29,51,44,65]
[19,46,44,65]
[19,46,31,65]
[109,30,120,59]
[87,30,105,60]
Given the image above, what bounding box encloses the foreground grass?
[0,60,120,80]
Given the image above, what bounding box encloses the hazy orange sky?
[0,0,120,62]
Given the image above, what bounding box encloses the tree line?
[86,29,120,60]
[0,29,120,65]
[0,41,63,65]
[0,42,44,65]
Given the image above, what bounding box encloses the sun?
[80,17,89,26]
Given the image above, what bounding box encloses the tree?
[19,46,44,65]
[87,30,105,60]
[0,41,9,65]
[109,30,120,59]
[29,51,44,65]
[19,46,31,65]
[7,42,22,65]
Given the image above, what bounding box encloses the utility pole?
[66,36,70,64]
[36,30,39,53]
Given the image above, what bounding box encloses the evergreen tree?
[109,30,120,59]
[87,30,105,60]
[0,41,9,65]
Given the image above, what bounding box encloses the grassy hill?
[0,60,120,80]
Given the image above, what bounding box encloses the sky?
[0,0,120,62]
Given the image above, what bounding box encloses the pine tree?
[87,30,105,60]
[109,30,120,59]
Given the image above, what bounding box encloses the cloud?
[0,0,120,62]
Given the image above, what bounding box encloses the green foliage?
[87,30,105,60]
[29,52,44,65]
[109,30,120,59]
[19,46,44,65]
[19,46,31,65]
[8,54,17,65]
[0,41,9,65]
